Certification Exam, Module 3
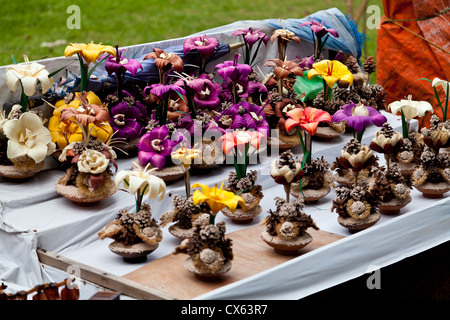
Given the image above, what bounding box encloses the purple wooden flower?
[178,113,226,139]
[183,34,219,59]
[215,54,253,82]
[176,74,222,110]
[220,79,267,102]
[300,18,339,39]
[145,83,186,101]
[232,27,269,47]
[109,101,143,140]
[332,101,387,132]
[215,101,269,138]
[297,56,315,70]
[105,46,143,76]
[137,125,182,170]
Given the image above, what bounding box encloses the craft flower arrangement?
[173,181,245,279]
[0,56,55,179]
[219,130,265,223]
[284,107,335,202]
[54,90,118,204]
[98,165,166,262]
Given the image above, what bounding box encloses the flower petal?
[20,76,38,96]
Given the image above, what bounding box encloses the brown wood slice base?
[123,224,344,299]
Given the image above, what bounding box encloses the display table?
[1,110,449,300]
[1,10,449,300]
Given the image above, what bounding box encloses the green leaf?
[293,70,323,102]
[88,54,109,77]
[48,62,74,78]
[418,77,432,84]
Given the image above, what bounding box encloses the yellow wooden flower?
[48,91,112,149]
[171,145,201,168]
[192,181,246,214]
[307,59,353,88]
[64,41,116,64]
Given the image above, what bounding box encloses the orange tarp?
[377,0,450,128]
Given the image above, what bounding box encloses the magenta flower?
[145,83,186,101]
[178,113,226,138]
[215,101,269,138]
[105,46,143,101]
[137,125,182,170]
[215,54,253,82]
[232,27,269,46]
[144,83,186,125]
[109,101,143,141]
[175,73,222,110]
[183,34,219,59]
[300,18,339,39]
[297,55,315,70]
[220,79,267,102]
[105,46,142,77]
[332,101,387,141]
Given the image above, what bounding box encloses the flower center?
[250,111,262,122]
[282,103,295,114]
[326,61,334,76]
[219,115,233,127]
[194,39,207,47]
[236,131,253,144]
[19,128,38,149]
[352,104,369,117]
[113,114,126,126]
[169,98,180,110]
[199,87,210,99]
[151,139,164,151]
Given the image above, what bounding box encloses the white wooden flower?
[432,78,449,96]
[115,164,166,201]
[387,95,433,120]
[341,144,373,168]
[2,112,55,164]
[77,149,109,174]
[6,56,53,97]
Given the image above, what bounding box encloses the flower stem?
[209,213,216,225]
[284,184,291,202]
[385,154,391,171]
[353,171,359,187]
[19,81,28,112]
[184,167,191,198]
[323,79,331,101]
[400,110,409,138]
[77,53,88,92]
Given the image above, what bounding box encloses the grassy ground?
[1,0,382,67]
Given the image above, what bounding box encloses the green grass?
[1,0,382,69]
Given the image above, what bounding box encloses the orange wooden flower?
[285,107,332,136]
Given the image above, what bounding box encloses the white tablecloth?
[1,110,449,300]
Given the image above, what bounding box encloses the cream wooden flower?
[432,78,449,96]
[341,145,373,168]
[371,130,402,150]
[115,164,166,201]
[387,95,433,120]
[6,56,53,97]
[77,149,109,174]
[3,112,55,164]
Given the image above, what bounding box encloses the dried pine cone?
[363,56,376,75]
[344,56,360,74]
